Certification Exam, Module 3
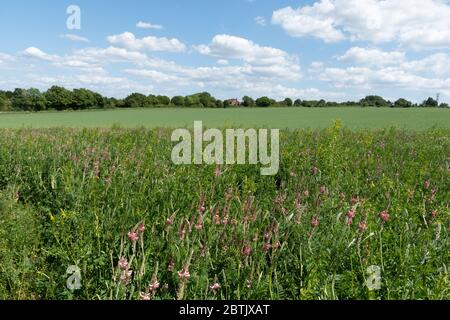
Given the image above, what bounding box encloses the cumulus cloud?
[272,0,450,49]
[195,34,301,80]
[59,34,90,42]
[136,21,164,29]
[338,47,405,66]
[107,32,186,52]
[23,47,59,62]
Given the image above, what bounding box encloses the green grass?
[0,107,449,129]
[0,125,449,300]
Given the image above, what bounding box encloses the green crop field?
[0,107,449,129]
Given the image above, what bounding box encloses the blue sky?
[0,0,449,102]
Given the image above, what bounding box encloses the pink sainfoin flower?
[347,210,356,219]
[195,215,203,231]
[431,211,438,219]
[148,281,160,292]
[303,190,310,197]
[198,194,206,213]
[320,186,327,194]
[120,270,133,285]
[424,180,431,189]
[242,245,252,257]
[118,257,129,270]
[311,216,319,228]
[272,241,281,250]
[210,283,221,293]
[127,231,139,244]
[290,171,297,177]
[214,166,222,178]
[178,266,190,281]
[166,213,175,226]
[359,221,367,233]
[213,212,220,225]
[379,210,390,223]
[351,196,359,205]
[137,223,145,234]
[262,243,271,252]
[139,292,151,300]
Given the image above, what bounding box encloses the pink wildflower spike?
[424,180,431,189]
[166,214,175,226]
[178,266,190,281]
[149,281,160,292]
[137,223,145,234]
[273,241,281,250]
[303,190,310,197]
[195,215,203,231]
[120,269,133,285]
[311,216,319,228]
[359,221,367,233]
[347,210,356,219]
[118,257,129,270]
[242,245,252,257]
[262,243,271,252]
[320,186,327,194]
[139,292,151,300]
[379,210,390,223]
[351,197,359,205]
[346,218,353,226]
[127,231,139,244]
[210,283,221,293]
[290,171,296,177]
[214,166,222,178]
[431,211,438,219]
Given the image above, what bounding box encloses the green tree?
[171,96,185,107]
[283,98,293,107]
[0,95,11,111]
[421,97,438,108]
[124,93,149,108]
[394,98,412,108]
[294,99,302,107]
[255,96,273,107]
[156,95,171,106]
[360,95,390,107]
[45,86,73,110]
[242,96,255,107]
[72,88,96,110]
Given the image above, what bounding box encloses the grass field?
[0,125,449,300]
[0,107,449,129]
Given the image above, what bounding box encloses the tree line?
[0,86,448,112]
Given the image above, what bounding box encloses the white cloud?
[59,34,90,42]
[124,69,181,83]
[320,66,450,94]
[216,59,229,65]
[338,47,405,66]
[255,16,266,26]
[23,47,59,62]
[0,53,15,65]
[107,32,186,52]
[272,0,450,49]
[195,34,301,79]
[136,21,164,29]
